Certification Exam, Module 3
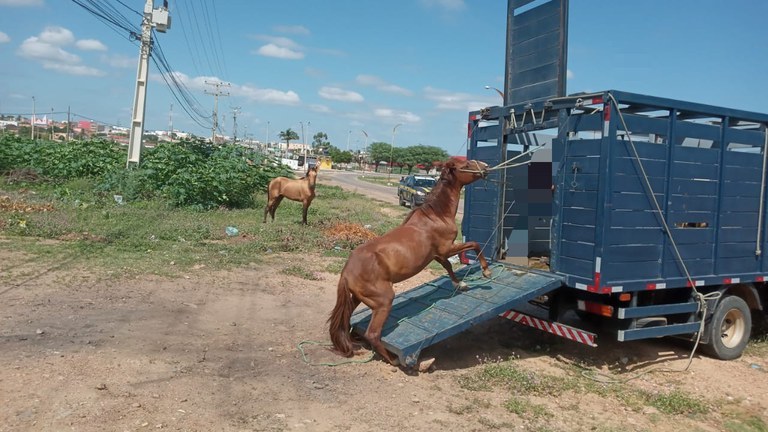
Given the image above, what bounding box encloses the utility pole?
[127,0,170,166]
[50,107,54,140]
[205,80,230,144]
[266,121,270,149]
[31,96,35,140]
[67,106,70,141]
[231,106,240,143]
[168,103,173,142]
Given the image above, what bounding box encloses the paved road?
[318,169,464,216]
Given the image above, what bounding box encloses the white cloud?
[16,26,107,76]
[76,39,107,51]
[0,31,9,43]
[240,85,300,105]
[256,43,304,60]
[101,54,134,68]
[43,63,105,77]
[39,26,74,45]
[423,86,485,111]
[373,108,421,123]
[309,104,331,113]
[157,71,302,106]
[252,35,301,49]
[419,0,465,11]
[356,74,412,96]
[0,0,44,6]
[18,36,80,64]
[567,69,574,80]
[274,25,310,35]
[318,86,364,103]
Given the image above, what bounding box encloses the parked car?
[397,175,437,207]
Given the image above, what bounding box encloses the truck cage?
[465,89,768,294]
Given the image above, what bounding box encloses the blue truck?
[351,0,767,367]
[351,89,768,367]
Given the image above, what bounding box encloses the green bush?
[0,135,123,179]
[2,136,295,210]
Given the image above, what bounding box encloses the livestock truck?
[351,89,768,367]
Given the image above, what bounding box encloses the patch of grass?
[357,175,399,188]
[0,179,402,277]
[458,360,576,395]
[280,265,322,281]
[723,415,768,432]
[644,389,708,415]
[459,359,709,421]
[745,324,768,356]
[504,396,550,419]
[324,259,346,274]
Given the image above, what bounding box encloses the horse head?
[442,157,488,186]
[306,165,319,186]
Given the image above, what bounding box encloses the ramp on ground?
[350,263,564,367]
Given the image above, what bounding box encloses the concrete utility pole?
[231,106,240,143]
[67,106,70,141]
[266,121,270,149]
[205,80,230,144]
[31,96,35,140]
[127,0,170,166]
[168,103,173,142]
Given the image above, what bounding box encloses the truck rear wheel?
[399,194,405,206]
[703,295,751,360]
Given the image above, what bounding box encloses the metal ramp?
[350,263,564,367]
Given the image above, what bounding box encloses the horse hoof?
[389,357,400,367]
[418,357,436,372]
[483,269,492,278]
[453,281,469,291]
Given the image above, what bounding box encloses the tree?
[403,145,449,174]
[328,146,353,164]
[278,128,299,147]
[312,132,331,154]
[368,141,393,172]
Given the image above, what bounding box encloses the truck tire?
[398,193,405,206]
[703,295,751,360]
[410,196,416,208]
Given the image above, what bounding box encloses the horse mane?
[401,167,458,224]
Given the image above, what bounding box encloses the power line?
[170,0,202,76]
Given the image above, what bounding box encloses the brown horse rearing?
[328,157,491,365]
[263,165,319,225]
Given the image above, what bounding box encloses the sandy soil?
[1,246,767,432]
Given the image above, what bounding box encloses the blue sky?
[1,0,767,156]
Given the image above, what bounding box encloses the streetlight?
[361,130,369,172]
[346,129,351,151]
[31,96,36,140]
[484,85,504,100]
[299,121,306,162]
[388,123,402,181]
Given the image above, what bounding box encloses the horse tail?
[328,275,355,357]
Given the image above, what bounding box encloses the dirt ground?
[1,245,767,432]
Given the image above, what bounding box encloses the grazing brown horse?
[263,165,319,225]
[328,157,492,365]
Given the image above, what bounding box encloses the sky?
[0,0,767,156]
